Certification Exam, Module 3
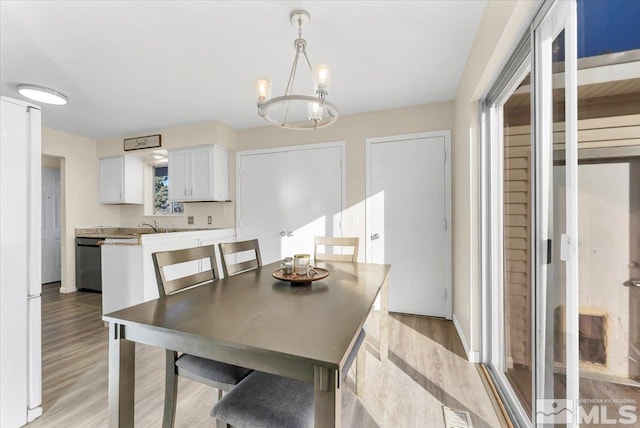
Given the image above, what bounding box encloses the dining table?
[103,260,390,428]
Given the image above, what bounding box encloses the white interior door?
[237,152,288,264]
[284,146,343,257]
[237,143,345,264]
[367,132,451,318]
[41,167,61,284]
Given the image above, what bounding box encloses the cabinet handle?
[371,233,380,240]
[120,192,122,200]
[287,231,294,237]
[190,188,193,196]
[280,231,286,237]
[184,189,187,196]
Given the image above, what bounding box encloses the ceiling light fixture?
[255,10,338,130]
[17,84,68,105]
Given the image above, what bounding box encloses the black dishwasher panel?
[75,237,104,292]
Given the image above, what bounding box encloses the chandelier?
[255,10,339,130]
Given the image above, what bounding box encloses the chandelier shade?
[255,10,339,130]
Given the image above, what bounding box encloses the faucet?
[138,220,159,233]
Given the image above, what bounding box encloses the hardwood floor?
[29,283,505,427]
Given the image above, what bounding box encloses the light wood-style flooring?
[28,283,505,427]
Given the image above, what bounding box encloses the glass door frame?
[483,56,534,427]
[481,0,580,425]
[532,1,579,424]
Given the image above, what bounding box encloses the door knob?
[280,231,286,237]
[371,233,380,240]
[623,279,640,287]
[287,231,294,237]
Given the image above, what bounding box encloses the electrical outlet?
[207,216,212,225]
[187,216,194,225]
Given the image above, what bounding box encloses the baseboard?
[452,313,480,363]
[59,286,77,293]
[27,406,42,422]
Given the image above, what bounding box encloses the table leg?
[314,365,341,428]
[379,274,389,362]
[108,322,135,428]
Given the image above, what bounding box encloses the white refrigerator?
[0,96,43,426]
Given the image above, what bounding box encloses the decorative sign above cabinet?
[124,134,162,151]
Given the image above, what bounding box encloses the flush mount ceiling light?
[17,84,68,105]
[255,10,338,130]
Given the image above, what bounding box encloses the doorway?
[41,156,61,284]
[365,131,451,318]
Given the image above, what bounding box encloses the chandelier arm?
[284,50,300,97]
[283,51,301,122]
[302,49,313,71]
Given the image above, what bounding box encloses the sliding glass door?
[483,0,640,425]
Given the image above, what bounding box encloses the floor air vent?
[442,406,473,428]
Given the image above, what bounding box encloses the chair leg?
[217,388,224,401]
[162,350,179,428]
[216,420,231,428]
[356,346,366,397]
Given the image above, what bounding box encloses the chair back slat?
[152,245,219,297]
[163,271,215,295]
[219,239,262,277]
[314,236,359,263]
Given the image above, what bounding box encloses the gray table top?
[104,261,390,369]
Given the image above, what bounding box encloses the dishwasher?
[75,237,104,292]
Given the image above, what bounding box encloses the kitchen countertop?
[76,227,221,239]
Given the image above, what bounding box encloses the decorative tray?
[272,267,329,286]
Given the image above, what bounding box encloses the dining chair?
[218,239,263,277]
[210,328,367,428]
[314,236,360,262]
[152,245,252,428]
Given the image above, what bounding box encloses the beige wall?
[42,128,120,292]
[452,0,538,359]
[97,121,238,230]
[237,102,454,258]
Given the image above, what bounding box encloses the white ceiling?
[0,1,486,139]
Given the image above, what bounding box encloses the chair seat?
[176,354,252,386]
[211,371,314,428]
[211,328,367,428]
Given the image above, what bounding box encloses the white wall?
[97,121,238,230]
[237,102,454,259]
[452,0,538,360]
[42,128,120,292]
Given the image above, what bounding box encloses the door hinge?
[444,288,448,301]
[444,219,448,232]
[238,219,242,228]
[444,149,447,163]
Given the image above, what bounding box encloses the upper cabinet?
[99,156,143,204]
[168,144,229,202]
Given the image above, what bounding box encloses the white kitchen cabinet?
[168,145,229,202]
[99,155,143,204]
[101,229,236,314]
[237,143,344,264]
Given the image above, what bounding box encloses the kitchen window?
[153,166,183,215]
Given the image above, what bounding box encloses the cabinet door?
[212,145,229,201]
[284,147,343,256]
[190,146,213,200]
[122,156,143,204]
[168,149,189,201]
[100,157,124,203]
[237,152,288,264]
